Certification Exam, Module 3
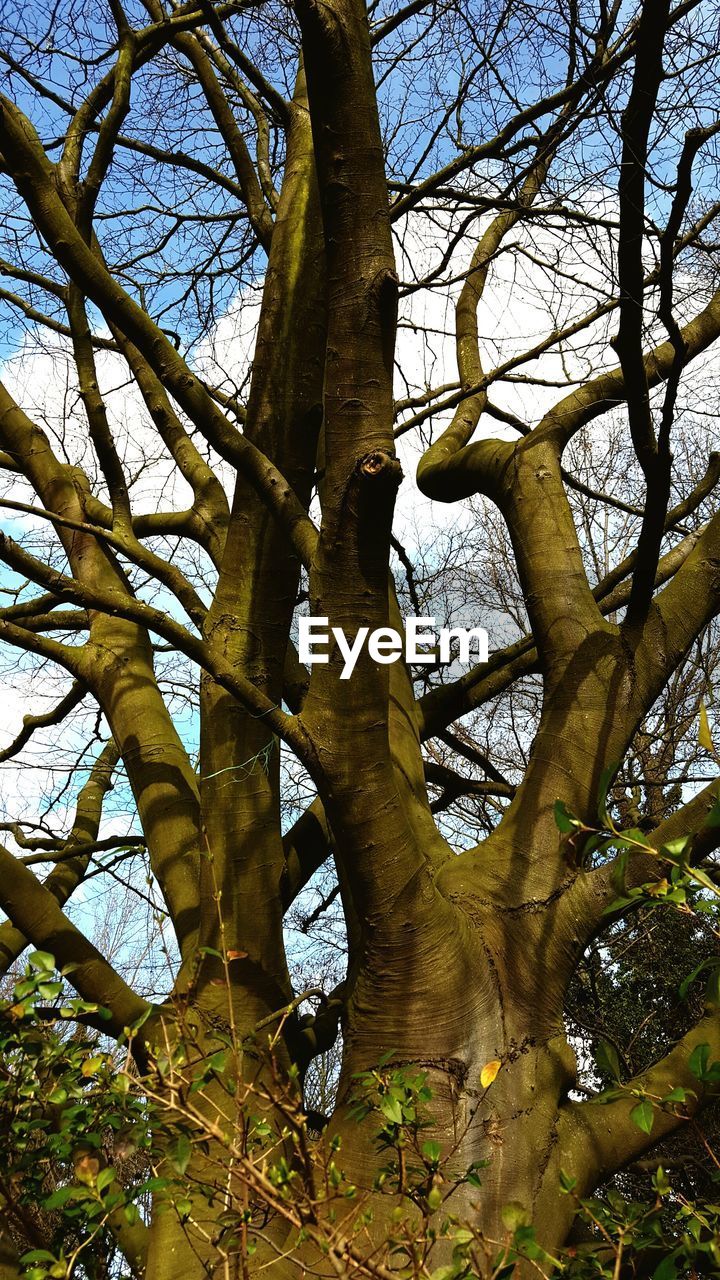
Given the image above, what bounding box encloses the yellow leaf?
[75,1153,100,1184]
[699,701,715,754]
[480,1059,501,1088]
[81,1054,105,1076]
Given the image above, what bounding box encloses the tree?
[0,0,719,1273]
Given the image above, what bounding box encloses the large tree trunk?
[330,912,581,1250]
[140,891,583,1279]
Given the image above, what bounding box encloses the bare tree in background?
[0,0,719,1272]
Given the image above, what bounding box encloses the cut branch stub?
[357,449,403,484]
[354,450,403,581]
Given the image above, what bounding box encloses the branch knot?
[356,450,403,485]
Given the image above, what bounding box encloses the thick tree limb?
[0,494,208,627]
[110,329,230,565]
[572,775,720,935]
[281,798,332,911]
[613,0,669,480]
[0,378,207,961]
[0,94,317,568]
[192,67,325,994]
[0,533,306,755]
[418,506,714,736]
[0,842,148,1036]
[633,509,720,715]
[536,283,720,455]
[416,84,581,507]
[280,525,708,906]
[297,0,436,921]
[158,21,274,250]
[565,1011,720,1188]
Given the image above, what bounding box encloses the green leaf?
[13,979,36,999]
[689,1042,710,1079]
[171,1133,192,1176]
[81,1055,106,1077]
[609,849,629,898]
[609,827,647,850]
[630,1099,654,1134]
[376,1050,397,1067]
[591,1086,623,1104]
[136,1177,171,1196]
[37,982,62,1001]
[422,1140,441,1164]
[452,1228,474,1247]
[553,800,580,834]
[688,1042,720,1082]
[122,1004,153,1038]
[597,761,618,824]
[705,795,720,828]
[705,966,720,1011]
[687,862,718,893]
[653,1250,682,1280]
[595,1038,621,1081]
[601,895,637,916]
[661,835,691,860]
[378,1095,403,1125]
[43,1185,85,1210]
[207,1050,228,1075]
[429,1266,455,1280]
[679,958,719,1000]
[96,1167,116,1195]
[513,1225,546,1261]
[28,951,55,973]
[502,1201,530,1231]
[175,1196,192,1220]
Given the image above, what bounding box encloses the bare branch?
[0,679,87,764]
